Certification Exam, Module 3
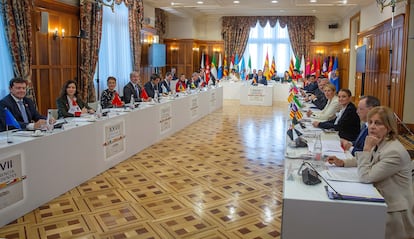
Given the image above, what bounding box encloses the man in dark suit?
[123,71,143,104]
[252,70,267,85]
[327,95,380,167]
[160,72,172,94]
[144,74,160,98]
[0,77,47,131]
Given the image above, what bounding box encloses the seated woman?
[283,70,291,82]
[56,80,94,118]
[100,76,123,109]
[357,106,414,239]
[312,88,360,141]
[306,83,339,122]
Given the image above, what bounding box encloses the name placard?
[104,120,126,160]
[0,154,25,210]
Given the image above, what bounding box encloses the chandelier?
[80,0,116,12]
[376,0,406,12]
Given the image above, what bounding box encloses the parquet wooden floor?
[0,100,289,239]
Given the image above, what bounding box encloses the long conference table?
[0,87,223,227]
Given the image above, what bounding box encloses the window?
[95,3,132,99]
[243,21,293,77]
[0,16,14,98]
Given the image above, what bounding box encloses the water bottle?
[96,103,102,118]
[46,109,54,133]
[154,90,159,103]
[313,134,323,169]
[130,94,135,109]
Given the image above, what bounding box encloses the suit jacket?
[356,140,414,238]
[123,82,142,104]
[0,94,45,131]
[56,96,90,118]
[303,81,318,93]
[317,103,360,141]
[311,88,328,110]
[257,76,267,85]
[311,96,339,121]
[144,81,158,98]
[159,79,171,93]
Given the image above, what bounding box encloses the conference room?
[1,0,414,238]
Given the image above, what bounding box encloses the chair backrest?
[88,101,99,111]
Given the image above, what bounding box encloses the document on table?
[325,181,385,202]
[321,167,360,182]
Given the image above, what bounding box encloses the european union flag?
[4,108,21,129]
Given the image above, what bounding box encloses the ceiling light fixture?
[271,0,278,3]
[233,0,240,4]
[310,0,317,3]
[197,1,204,4]
[376,0,405,12]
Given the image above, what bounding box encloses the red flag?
[305,57,311,76]
[141,88,148,100]
[315,57,321,78]
[328,56,333,73]
[205,54,210,84]
[111,92,123,107]
[310,57,316,75]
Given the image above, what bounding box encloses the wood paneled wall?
[358,14,406,118]
[163,39,224,78]
[309,40,350,93]
[32,0,79,115]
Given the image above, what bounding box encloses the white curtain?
[0,15,15,98]
[243,21,293,77]
[94,3,132,99]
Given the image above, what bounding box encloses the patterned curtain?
[80,2,102,102]
[279,16,315,59]
[124,0,144,71]
[222,16,315,62]
[1,0,36,103]
[155,8,166,43]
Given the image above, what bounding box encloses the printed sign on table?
[160,104,172,134]
[248,87,265,103]
[0,154,25,210]
[104,120,126,160]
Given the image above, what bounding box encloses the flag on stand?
[288,56,295,77]
[239,57,246,80]
[264,49,270,80]
[4,108,21,129]
[141,88,149,100]
[218,53,223,80]
[287,92,294,103]
[246,55,252,77]
[223,54,228,77]
[305,57,311,77]
[205,54,210,84]
[300,55,305,78]
[229,54,234,72]
[328,56,333,73]
[234,54,239,72]
[315,57,321,78]
[310,57,316,75]
[210,54,218,81]
[270,56,276,78]
[295,56,301,71]
[111,92,123,107]
[200,52,205,69]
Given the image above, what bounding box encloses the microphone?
[298,161,342,198]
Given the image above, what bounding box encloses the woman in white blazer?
[357,106,414,239]
[306,83,339,121]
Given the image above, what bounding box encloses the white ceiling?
[143,0,376,21]
[60,0,376,21]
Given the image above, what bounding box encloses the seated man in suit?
[301,74,318,94]
[306,77,329,110]
[0,77,51,131]
[144,73,160,99]
[123,71,143,104]
[187,72,200,89]
[327,95,381,167]
[248,69,258,80]
[251,70,267,85]
[159,72,172,94]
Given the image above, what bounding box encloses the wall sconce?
[213,48,221,53]
[315,49,324,55]
[53,28,65,40]
[192,47,199,51]
[170,46,179,51]
[342,48,350,54]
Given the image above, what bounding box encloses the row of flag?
[200,51,339,82]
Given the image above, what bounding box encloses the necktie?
[18,100,29,123]
[135,85,139,97]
